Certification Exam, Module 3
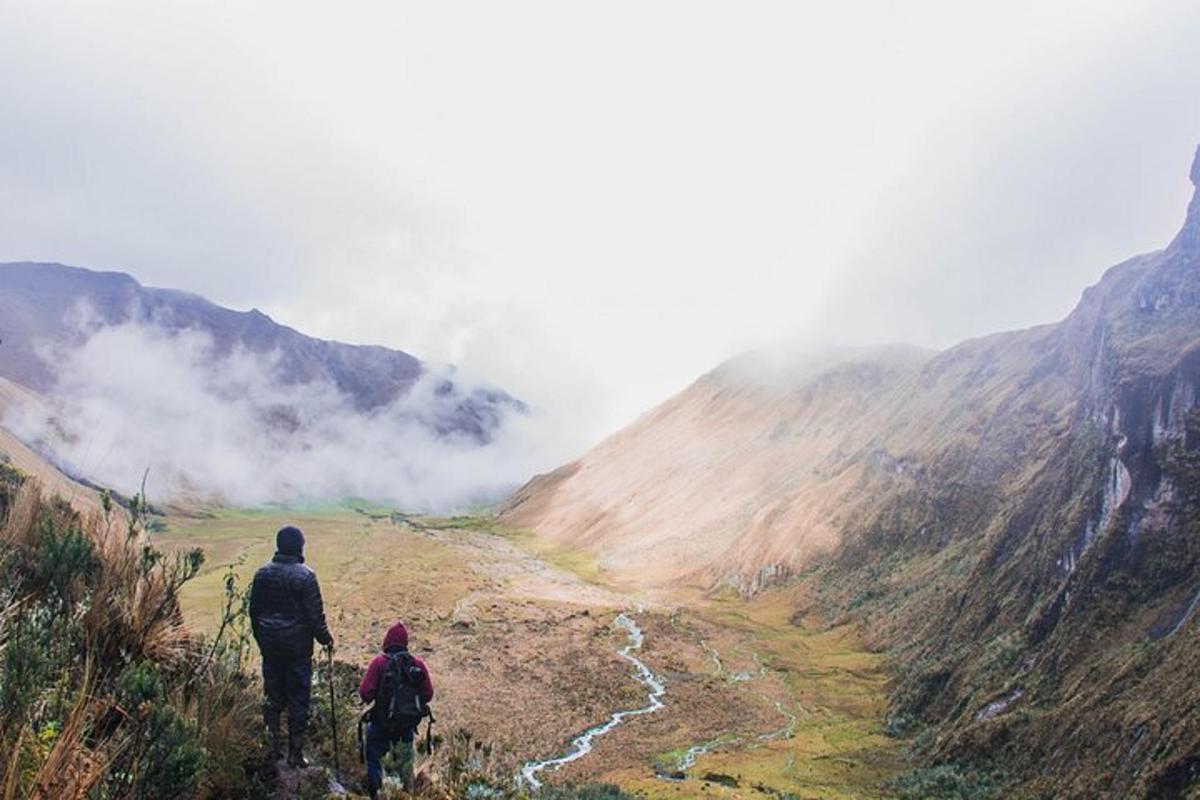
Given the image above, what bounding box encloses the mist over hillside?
[502,145,1200,797]
[0,262,555,510]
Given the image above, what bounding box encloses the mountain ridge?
[500,144,1200,797]
[0,261,522,441]
[502,146,1200,593]
[0,261,533,508]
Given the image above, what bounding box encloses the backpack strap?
[369,653,399,724]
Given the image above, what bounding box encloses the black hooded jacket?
[248,553,333,657]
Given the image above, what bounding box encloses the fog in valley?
[3,312,561,509]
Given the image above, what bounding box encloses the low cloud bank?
[3,318,555,511]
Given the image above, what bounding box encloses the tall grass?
[0,483,265,799]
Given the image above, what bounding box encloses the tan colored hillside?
[500,239,1183,596]
[498,329,1075,591]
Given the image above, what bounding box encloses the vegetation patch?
[0,486,267,799]
[890,763,998,800]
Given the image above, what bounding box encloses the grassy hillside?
[502,146,1200,798]
[0,482,665,799]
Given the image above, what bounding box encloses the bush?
[0,461,23,523]
[891,763,999,800]
[0,486,263,799]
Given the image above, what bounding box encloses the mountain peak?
[1171,143,1200,253]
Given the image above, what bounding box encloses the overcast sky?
[2,1,1199,451]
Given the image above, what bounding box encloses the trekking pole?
[326,646,342,782]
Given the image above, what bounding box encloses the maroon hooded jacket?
[359,621,434,705]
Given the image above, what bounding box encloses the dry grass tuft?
[0,482,263,799]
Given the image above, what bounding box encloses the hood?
[382,621,409,650]
[276,525,305,557]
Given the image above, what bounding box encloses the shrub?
[0,461,23,523]
[891,763,999,800]
[0,486,262,799]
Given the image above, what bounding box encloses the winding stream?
[519,613,667,790]
[661,650,800,779]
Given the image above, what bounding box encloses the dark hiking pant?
[262,650,313,736]
[365,721,415,795]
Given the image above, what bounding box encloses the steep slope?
[0,262,519,440]
[502,145,1200,797]
[504,150,1200,594]
[829,147,1200,798]
[0,377,105,515]
[501,345,934,590]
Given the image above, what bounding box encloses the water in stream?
[518,613,666,790]
[661,652,799,779]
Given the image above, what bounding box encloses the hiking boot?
[264,709,284,761]
[287,734,309,769]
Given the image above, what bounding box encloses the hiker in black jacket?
[249,525,334,767]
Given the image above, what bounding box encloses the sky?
[2,0,1200,453]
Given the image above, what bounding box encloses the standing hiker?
[359,621,435,798]
[249,525,335,768]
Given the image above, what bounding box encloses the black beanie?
[276,526,305,556]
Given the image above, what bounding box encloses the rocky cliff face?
[502,145,1200,797]
[840,148,1200,798]
[919,147,1200,797]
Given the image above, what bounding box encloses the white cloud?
[3,317,564,510]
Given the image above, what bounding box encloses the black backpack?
[371,650,430,734]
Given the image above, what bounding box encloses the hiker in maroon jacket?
[359,621,434,798]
